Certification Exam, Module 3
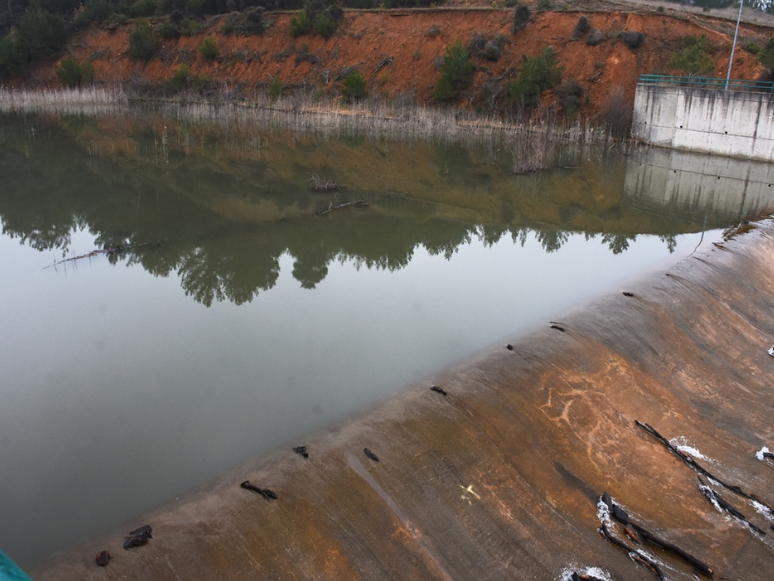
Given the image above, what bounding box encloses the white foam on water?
[755,446,770,461]
[670,436,712,461]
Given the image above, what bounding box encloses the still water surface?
[0,111,770,568]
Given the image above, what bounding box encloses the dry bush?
[621,31,645,49]
[573,15,590,38]
[586,28,604,46]
[601,85,631,138]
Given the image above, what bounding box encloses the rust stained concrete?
[32,221,774,580]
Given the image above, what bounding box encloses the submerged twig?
[43,242,151,270]
[318,199,368,215]
[308,173,345,192]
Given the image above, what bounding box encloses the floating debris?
[95,550,111,566]
[622,291,634,297]
[550,324,566,332]
[506,344,514,351]
[430,386,447,396]
[293,445,309,458]
[363,448,379,462]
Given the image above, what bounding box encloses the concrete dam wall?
[632,83,774,161]
[32,221,774,581]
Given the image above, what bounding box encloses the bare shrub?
[573,16,590,39]
[601,85,631,138]
[470,32,487,51]
[586,28,604,46]
[554,80,583,117]
[621,31,645,49]
[512,4,530,34]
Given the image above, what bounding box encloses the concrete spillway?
[32,221,774,581]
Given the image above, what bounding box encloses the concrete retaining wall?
[632,83,774,160]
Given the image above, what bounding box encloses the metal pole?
[726,0,744,90]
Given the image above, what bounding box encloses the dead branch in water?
[43,242,151,270]
[318,199,368,215]
[308,173,345,192]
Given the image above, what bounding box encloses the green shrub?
[743,42,760,55]
[503,0,518,6]
[129,0,157,18]
[80,59,94,83]
[179,18,202,36]
[16,7,66,61]
[426,24,441,37]
[55,57,94,87]
[512,4,530,34]
[506,45,563,108]
[0,35,26,76]
[313,11,335,38]
[341,70,367,102]
[759,38,774,70]
[656,5,665,13]
[670,33,714,75]
[291,2,341,39]
[536,0,552,10]
[128,21,160,61]
[170,63,190,87]
[269,75,284,99]
[158,21,180,39]
[55,57,82,87]
[433,40,474,102]
[290,10,313,37]
[198,36,218,59]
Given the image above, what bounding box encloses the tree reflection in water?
[0,112,737,307]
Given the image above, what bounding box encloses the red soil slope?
[23,6,770,117]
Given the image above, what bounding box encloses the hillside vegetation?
[1,0,773,120]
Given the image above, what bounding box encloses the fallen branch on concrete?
[600,492,713,577]
[635,421,774,513]
[698,476,766,536]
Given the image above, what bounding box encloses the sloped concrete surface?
[32,220,774,581]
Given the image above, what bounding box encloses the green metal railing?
[638,74,774,93]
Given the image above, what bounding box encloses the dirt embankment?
[24,3,772,117]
